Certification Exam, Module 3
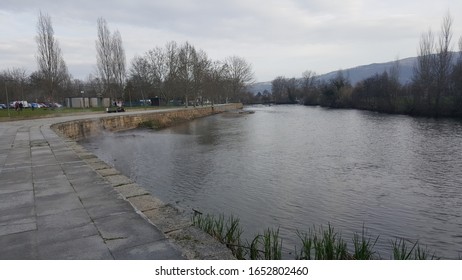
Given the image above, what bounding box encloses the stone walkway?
[0,113,189,260]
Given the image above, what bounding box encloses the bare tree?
[204,60,228,104]
[434,12,454,114]
[191,49,211,105]
[96,17,126,100]
[412,13,454,115]
[111,30,126,99]
[224,56,255,102]
[413,28,436,112]
[35,11,69,102]
[163,41,180,103]
[271,76,287,103]
[146,47,168,101]
[177,42,196,106]
[96,18,112,98]
[6,68,28,101]
[129,55,151,102]
[301,70,319,105]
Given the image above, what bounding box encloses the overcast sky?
[1,0,462,82]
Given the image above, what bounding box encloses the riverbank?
[0,104,241,259]
[51,104,243,140]
[81,105,462,259]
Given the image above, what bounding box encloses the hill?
[248,53,461,94]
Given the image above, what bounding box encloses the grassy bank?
[0,106,179,122]
[192,212,442,260]
[0,107,105,121]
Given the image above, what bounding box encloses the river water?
[81,105,462,259]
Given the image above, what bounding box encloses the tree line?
[268,13,462,118]
[0,12,254,106]
[128,42,254,106]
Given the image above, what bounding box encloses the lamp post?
[81,90,85,110]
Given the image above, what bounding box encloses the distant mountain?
[247,53,461,94]
[247,81,272,94]
[318,56,416,86]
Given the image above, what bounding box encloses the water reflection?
[82,105,462,259]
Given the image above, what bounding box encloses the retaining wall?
[52,103,242,140]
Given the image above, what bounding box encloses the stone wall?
[52,103,243,141]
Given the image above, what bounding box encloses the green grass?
[192,212,441,260]
[296,224,349,260]
[0,107,105,120]
[0,105,182,121]
[391,238,439,260]
[352,225,379,260]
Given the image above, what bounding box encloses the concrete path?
[0,113,186,259]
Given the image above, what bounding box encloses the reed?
[391,238,439,260]
[352,226,379,260]
[192,212,440,260]
[263,228,282,260]
[297,224,349,260]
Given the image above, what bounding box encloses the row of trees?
[269,13,462,117]
[1,12,254,106]
[128,42,254,106]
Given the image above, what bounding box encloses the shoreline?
[0,104,241,259]
[51,104,243,259]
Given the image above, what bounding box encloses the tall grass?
[352,225,379,260]
[296,224,349,260]
[192,212,440,260]
[391,238,439,260]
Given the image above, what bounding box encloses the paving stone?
[37,235,113,260]
[143,205,191,234]
[83,157,105,164]
[115,183,150,198]
[1,167,33,187]
[88,161,112,170]
[167,226,235,260]
[97,168,120,177]
[0,208,36,237]
[71,181,119,200]
[0,205,35,225]
[0,190,34,212]
[0,221,37,236]
[35,192,84,217]
[56,155,82,164]
[0,231,38,260]
[94,211,165,252]
[37,222,99,246]
[68,173,107,187]
[32,164,64,181]
[78,152,98,160]
[34,180,75,198]
[112,239,185,260]
[128,194,165,212]
[81,195,134,219]
[105,174,133,186]
[37,208,93,231]
[0,181,33,195]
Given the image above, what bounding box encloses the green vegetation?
[0,106,182,122]
[192,212,441,260]
[267,13,462,118]
[0,107,105,121]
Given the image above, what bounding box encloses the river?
[81,105,462,259]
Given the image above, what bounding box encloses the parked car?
[30,102,49,109]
